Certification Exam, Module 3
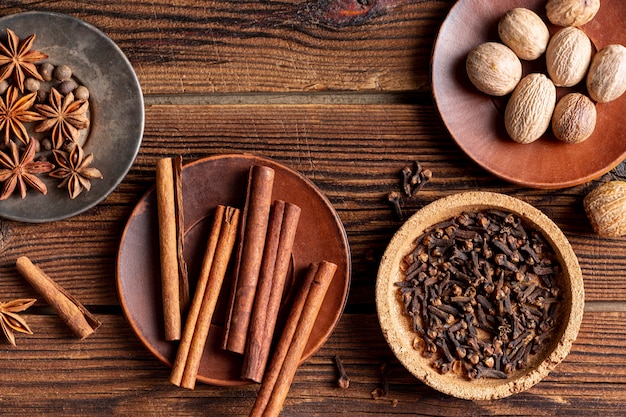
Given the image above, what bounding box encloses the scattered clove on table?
[334,355,350,389]
[386,160,432,220]
[387,191,404,221]
[405,161,432,198]
[369,361,398,407]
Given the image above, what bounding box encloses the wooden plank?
[0,103,624,306]
[0,312,625,416]
[97,102,626,307]
[0,0,453,94]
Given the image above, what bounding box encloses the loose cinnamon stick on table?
[242,200,301,383]
[15,256,101,339]
[170,205,240,389]
[249,260,337,417]
[156,155,189,341]
[222,164,275,354]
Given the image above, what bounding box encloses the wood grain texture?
[1,103,623,307]
[0,0,625,414]
[0,0,449,94]
[1,312,626,416]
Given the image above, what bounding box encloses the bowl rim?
[376,191,584,400]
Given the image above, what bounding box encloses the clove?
[399,160,433,198]
[334,355,350,389]
[395,209,563,380]
[386,191,403,220]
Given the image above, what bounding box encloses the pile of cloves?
[396,209,562,380]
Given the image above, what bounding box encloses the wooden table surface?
[1,1,625,415]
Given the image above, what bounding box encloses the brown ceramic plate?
[116,154,351,386]
[432,0,626,189]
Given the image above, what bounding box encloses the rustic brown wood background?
[1,0,625,415]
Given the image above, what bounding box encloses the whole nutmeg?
[39,62,54,82]
[466,42,522,96]
[53,64,72,81]
[552,93,596,144]
[586,44,626,103]
[546,27,592,87]
[584,181,626,238]
[74,85,90,101]
[498,8,550,61]
[546,0,600,27]
[504,73,556,144]
[58,79,78,95]
[37,89,48,103]
[24,77,41,92]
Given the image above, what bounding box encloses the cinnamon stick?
[249,261,337,417]
[248,263,319,417]
[15,256,101,339]
[169,205,239,389]
[242,200,301,382]
[222,165,275,354]
[156,156,188,341]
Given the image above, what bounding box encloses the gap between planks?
[25,302,626,317]
[143,91,430,106]
[584,301,626,312]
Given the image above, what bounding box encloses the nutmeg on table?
[504,73,555,144]
[498,7,549,61]
[546,27,592,88]
[546,0,600,28]
[584,181,626,238]
[587,44,626,104]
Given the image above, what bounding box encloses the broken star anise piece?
[0,298,36,346]
[50,143,103,199]
[0,139,54,200]
[0,28,47,92]
[0,85,42,145]
[34,88,90,149]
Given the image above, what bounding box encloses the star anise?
[0,298,36,346]
[0,85,42,145]
[0,28,47,92]
[0,139,54,200]
[50,143,103,199]
[34,88,90,149]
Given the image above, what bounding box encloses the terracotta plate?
[116,154,351,386]
[0,12,143,222]
[432,0,626,189]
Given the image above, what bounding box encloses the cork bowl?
[376,192,584,400]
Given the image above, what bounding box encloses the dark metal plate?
[0,11,144,222]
